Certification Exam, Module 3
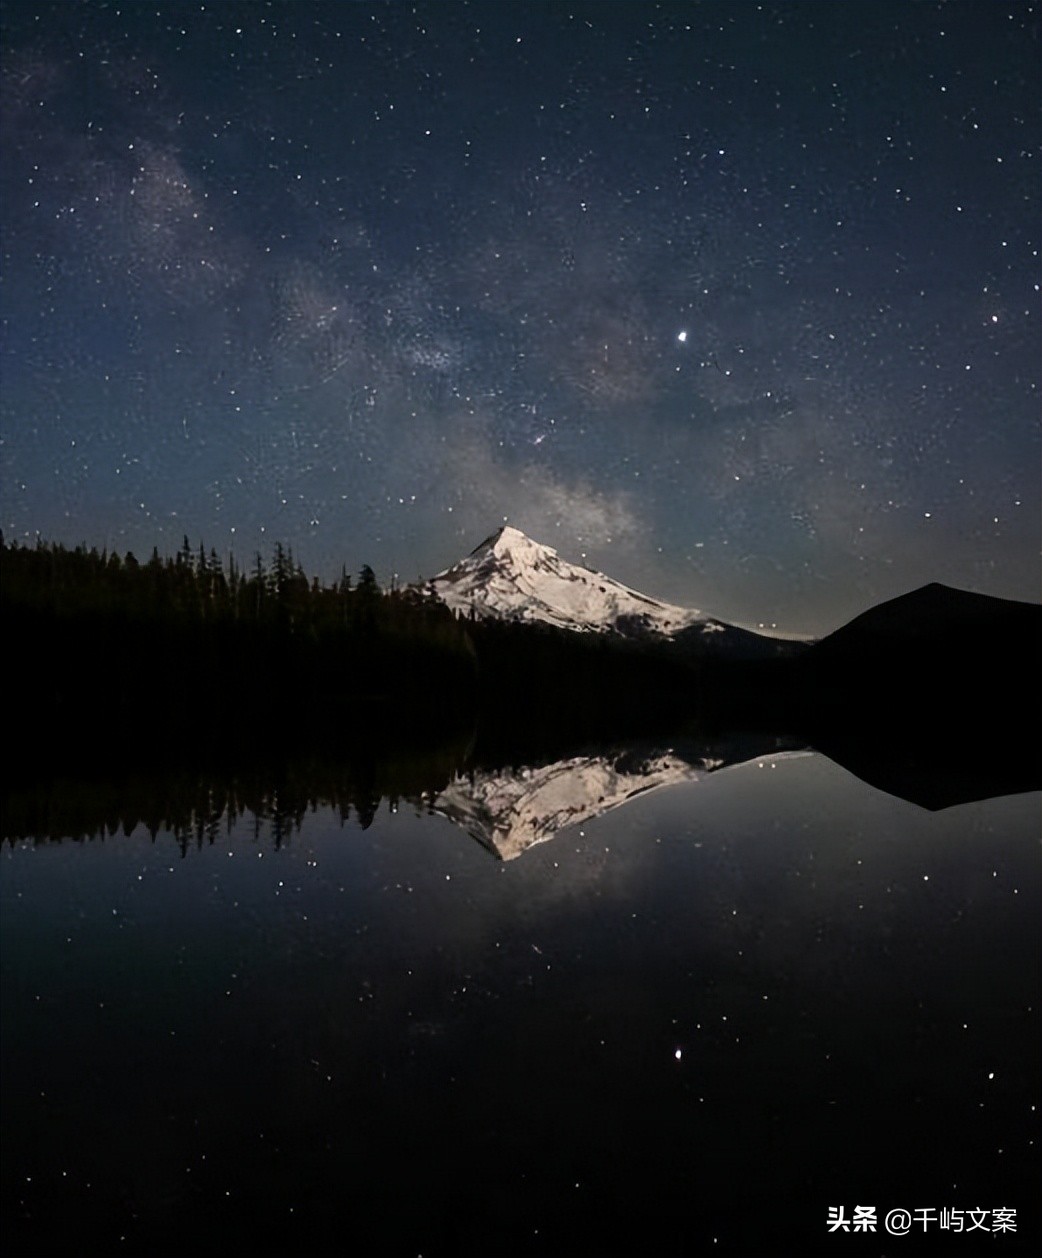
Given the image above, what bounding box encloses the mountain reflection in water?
[2,724,1038,1257]
[3,718,1036,851]
[431,742,811,860]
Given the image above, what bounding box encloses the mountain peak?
[423,527,796,656]
[481,523,528,548]
[427,526,708,637]
[472,524,548,564]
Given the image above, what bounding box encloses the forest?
[1,534,709,772]
[5,535,1038,836]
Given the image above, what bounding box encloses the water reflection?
[2,734,1038,1254]
[4,717,1036,852]
[431,739,811,860]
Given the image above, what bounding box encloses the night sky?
[2,1,1038,634]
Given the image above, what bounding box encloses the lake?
[2,747,1037,1255]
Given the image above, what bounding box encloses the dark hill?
[804,583,1041,714]
[794,584,1041,804]
[813,582,1040,657]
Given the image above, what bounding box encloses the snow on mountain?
[426,525,727,639]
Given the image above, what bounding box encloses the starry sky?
[1,0,1038,634]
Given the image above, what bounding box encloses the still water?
[2,751,1038,1255]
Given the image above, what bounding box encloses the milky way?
[1,1,1038,632]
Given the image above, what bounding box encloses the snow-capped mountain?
[424,526,798,657]
[427,525,722,639]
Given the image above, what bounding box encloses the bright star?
[677,330,688,343]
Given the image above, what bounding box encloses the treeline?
[2,534,477,757]
[2,534,705,768]
[0,532,469,643]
